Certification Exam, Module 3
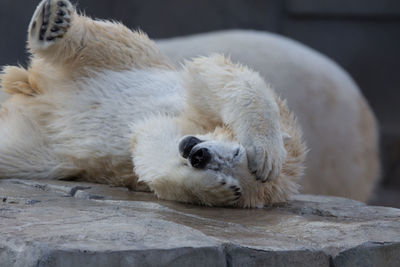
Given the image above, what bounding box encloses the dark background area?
[0,0,399,204]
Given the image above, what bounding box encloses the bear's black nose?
[179,136,202,159]
[189,147,211,169]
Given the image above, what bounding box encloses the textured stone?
[1,179,400,266]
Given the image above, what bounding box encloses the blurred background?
[0,0,399,207]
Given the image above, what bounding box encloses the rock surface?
[0,179,399,267]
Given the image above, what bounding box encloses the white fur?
[0,59,294,207]
[0,0,306,208]
[0,91,8,105]
[0,69,183,177]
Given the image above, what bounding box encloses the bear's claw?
[203,175,242,206]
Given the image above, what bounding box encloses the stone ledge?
[1,179,399,267]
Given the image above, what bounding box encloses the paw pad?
[29,0,74,48]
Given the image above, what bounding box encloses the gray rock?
[1,179,400,267]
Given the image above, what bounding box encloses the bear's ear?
[282,132,291,144]
[0,66,40,96]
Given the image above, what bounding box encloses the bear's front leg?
[181,55,288,183]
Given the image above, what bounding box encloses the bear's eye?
[179,136,203,159]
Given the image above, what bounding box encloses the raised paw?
[28,0,74,49]
[246,136,287,183]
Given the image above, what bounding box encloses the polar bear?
[158,31,380,202]
[0,0,306,208]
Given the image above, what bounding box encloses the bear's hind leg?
[27,0,172,72]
